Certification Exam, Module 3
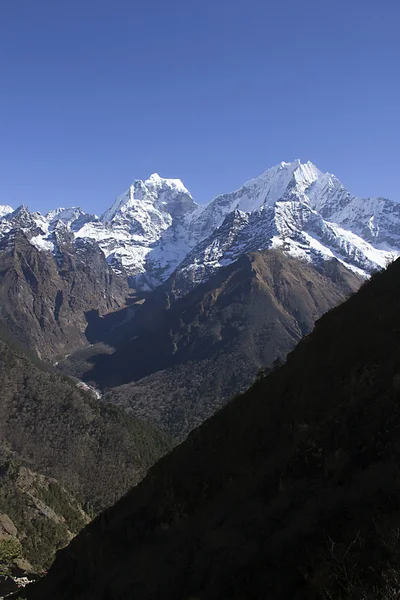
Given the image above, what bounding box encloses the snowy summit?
[0,161,399,291]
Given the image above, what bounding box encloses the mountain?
[22,258,400,600]
[170,159,398,294]
[0,206,129,359]
[78,173,198,286]
[174,190,390,295]
[0,161,398,300]
[0,205,13,219]
[0,331,173,572]
[64,249,361,439]
[306,171,400,246]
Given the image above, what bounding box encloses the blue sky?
[1,0,399,214]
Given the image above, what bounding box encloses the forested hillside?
[0,334,173,573]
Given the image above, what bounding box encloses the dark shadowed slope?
[23,260,400,599]
[70,249,361,439]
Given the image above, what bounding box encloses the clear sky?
[1,0,399,214]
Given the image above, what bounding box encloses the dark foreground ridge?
[24,259,400,599]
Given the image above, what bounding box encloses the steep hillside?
[0,219,128,359]
[0,333,173,574]
[0,336,173,512]
[23,258,400,600]
[0,460,89,575]
[71,250,361,439]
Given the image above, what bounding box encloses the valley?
[2,0,397,595]
[0,160,398,598]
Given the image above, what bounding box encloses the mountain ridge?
[0,221,129,359]
[1,161,398,294]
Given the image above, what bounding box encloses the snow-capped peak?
[0,205,13,218]
[101,188,135,223]
[145,173,190,195]
[46,207,81,221]
[291,160,322,193]
[10,204,30,217]
[191,160,322,237]
[101,174,195,224]
[45,207,98,234]
[241,159,321,208]
[1,160,398,293]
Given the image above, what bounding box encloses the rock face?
[0,213,128,359]
[72,249,361,439]
[23,257,400,600]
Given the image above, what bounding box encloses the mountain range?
[2,159,400,597]
[1,160,398,299]
[1,159,394,439]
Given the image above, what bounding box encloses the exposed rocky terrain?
[0,159,395,369]
[0,211,128,359]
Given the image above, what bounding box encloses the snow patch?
[30,235,54,252]
[0,205,13,218]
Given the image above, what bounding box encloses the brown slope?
[23,258,400,600]
[78,249,361,438]
[0,230,128,360]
